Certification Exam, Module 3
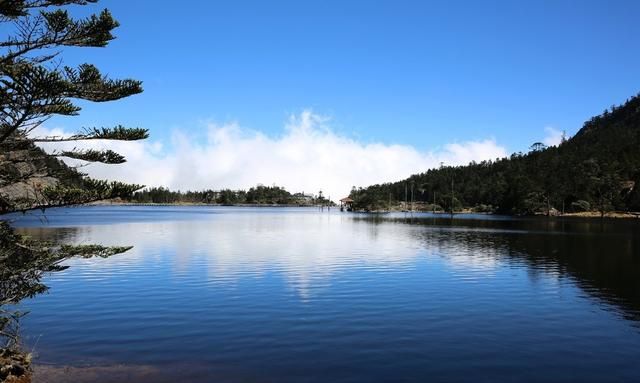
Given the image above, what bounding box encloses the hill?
[349,93,640,215]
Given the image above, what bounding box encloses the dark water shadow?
[356,215,640,324]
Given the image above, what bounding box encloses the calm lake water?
[7,206,640,382]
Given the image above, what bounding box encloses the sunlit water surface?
[8,206,640,382]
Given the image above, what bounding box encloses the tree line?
[350,94,640,216]
[129,185,331,206]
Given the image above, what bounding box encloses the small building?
[339,197,354,211]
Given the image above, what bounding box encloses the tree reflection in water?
[0,222,130,381]
[359,215,640,324]
[2,212,639,382]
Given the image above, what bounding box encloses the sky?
[34,0,640,198]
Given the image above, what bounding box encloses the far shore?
[88,200,329,208]
[560,211,640,219]
[88,200,640,219]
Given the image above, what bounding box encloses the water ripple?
[9,206,640,383]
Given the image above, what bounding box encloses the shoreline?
[88,201,640,219]
[88,200,327,208]
[558,211,640,219]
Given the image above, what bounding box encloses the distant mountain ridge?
[350,93,640,214]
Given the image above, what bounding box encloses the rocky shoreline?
[0,349,31,383]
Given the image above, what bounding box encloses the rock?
[0,352,31,383]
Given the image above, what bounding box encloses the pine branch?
[58,244,132,259]
[32,125,149,142]
[1,9,119,62]
[1,1,97,19]
[63,64,143,101]
[57,148,125,164]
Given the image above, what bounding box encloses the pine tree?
[0,2,148,378]
[0,0,148,213]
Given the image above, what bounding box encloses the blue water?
[8,206,640,382]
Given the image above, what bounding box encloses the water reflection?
[19,214,422,300]
[1,224,80,311]
[17,211,640,322]
[10,207,640,383]
[363,215,640,322]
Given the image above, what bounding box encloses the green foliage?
[58,149,125,164]
[627,176,640,212]
[217,189,246,205]
[471,204,494,213]
[0,2,98,19]
[245,185,291,204]
[130,185,324,206]
[0,221,130,351]
[69,126,149,141]
[0,1,146,365]
[40,179,142,208]
[58,244,132,259]
[571,200,591,212]
[350,186,389,211]
[0,0,147,212]
[352,94,640,214]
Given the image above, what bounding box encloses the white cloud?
[33,111,508,199]
[56,215,499,299]
[542,126,565,147]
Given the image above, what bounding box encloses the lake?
[7,206,640,382]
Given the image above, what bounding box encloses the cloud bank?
[35,111,508,199]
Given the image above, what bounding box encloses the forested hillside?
[129,185,329,206]
[350,93,640,215]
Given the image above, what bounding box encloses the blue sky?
[60,0,640,149]
[40,0,640,196]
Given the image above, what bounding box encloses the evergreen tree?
[350,93,640,215]
[0,0,148,213]
[0,2,147,379]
